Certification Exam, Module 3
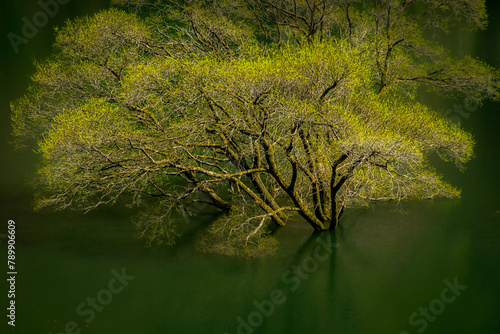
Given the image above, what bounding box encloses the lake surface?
[1,1,499,334]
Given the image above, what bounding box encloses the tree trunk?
[329,201,339,230]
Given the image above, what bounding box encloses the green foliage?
[11,0,499,256]
[54,8,151,64]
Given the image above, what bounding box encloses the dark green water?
[1,1,499,334]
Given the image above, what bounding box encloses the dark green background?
[1,1,499,334]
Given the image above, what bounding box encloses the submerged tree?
[12,0,499,256]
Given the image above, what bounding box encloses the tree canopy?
[12,0,499,256]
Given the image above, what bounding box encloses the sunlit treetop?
[11,0,498,256]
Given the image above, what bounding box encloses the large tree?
[12,0,499,256]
